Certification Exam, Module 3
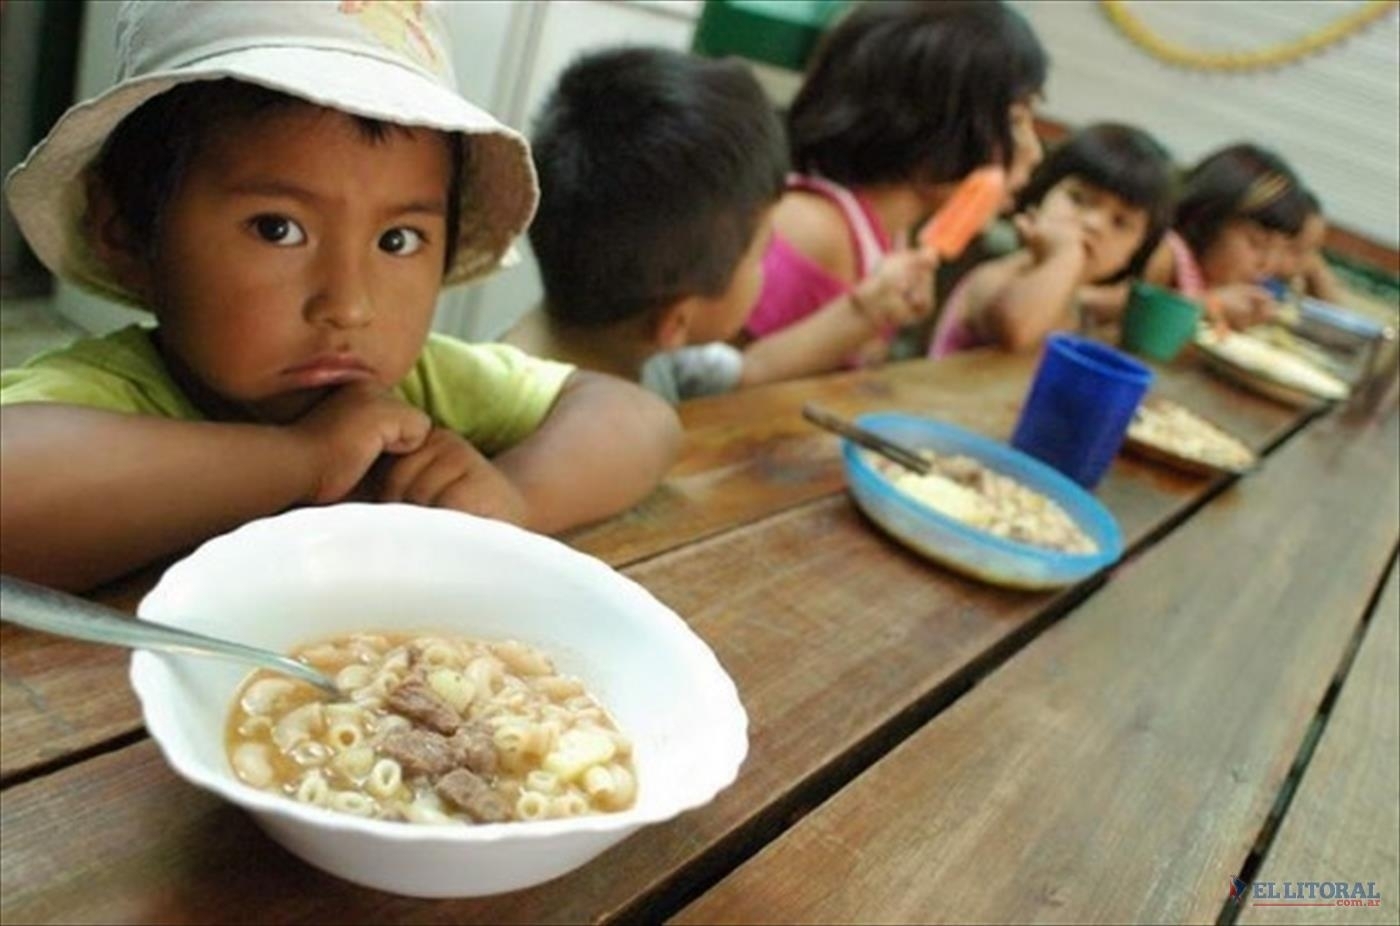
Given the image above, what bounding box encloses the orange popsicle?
[919,165,1007,260]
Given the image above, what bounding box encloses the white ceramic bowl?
[129,504,748,898]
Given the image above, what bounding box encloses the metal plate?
[1193,340,1345,408]
[1122,398,1257,478]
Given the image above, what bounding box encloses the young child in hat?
[0,0,679,590]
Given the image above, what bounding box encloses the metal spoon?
[0,574,341,697]
[802,403,932,475]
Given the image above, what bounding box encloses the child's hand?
[850,249,939,329]
[1078,281,1131,323]
[377,428,531,527]
[1208,284,1277,330]
[1014,208,1085,263]
[292,383,432,504]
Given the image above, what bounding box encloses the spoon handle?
[802,403,932,475]
[0,574,338,696]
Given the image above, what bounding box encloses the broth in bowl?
[132,503,748,897]
[228,632,637,825]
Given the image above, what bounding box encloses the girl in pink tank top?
[734,0,1049,382]
[746,174,891,338]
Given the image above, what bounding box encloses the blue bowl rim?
[843,412,1125,569]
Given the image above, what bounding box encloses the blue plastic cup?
[1260,277,1289,300]
[1010,334,1154,489]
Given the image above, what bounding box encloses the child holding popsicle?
[739,0,1048,379]
[929,124,1175,356]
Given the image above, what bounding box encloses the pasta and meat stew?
[869,450,1097,554]
[227,633,636,825]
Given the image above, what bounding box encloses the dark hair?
[1175,143,1308,257]
[1016,123,1176,281]
[529,47,787,327]
[90,78,465,272]
[1300,187,1322,217]
[787,0,1047,187]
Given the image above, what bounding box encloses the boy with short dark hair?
[506,46,788,402]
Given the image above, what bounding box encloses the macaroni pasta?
[226,632,637,825]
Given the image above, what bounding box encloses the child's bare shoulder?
[772,191,859,282]
[1142,236,1175,286]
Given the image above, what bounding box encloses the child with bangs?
[740,0,1049,377]
[930,123,1175,357]
[1144,143,1308,329]
[1267,189,1345,304]
[0,1,679,591]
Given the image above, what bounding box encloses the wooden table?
[3,349,1396,925]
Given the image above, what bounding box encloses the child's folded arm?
[742,249,939,385]
[973,243,1085,353]
[1202,284,1277,330]
[0,385,433,591]
[0,405,322,591]
[1300,253,1343,303]
[1077,282,1131,324]
[488,371,680,534]
[740,292,877,385]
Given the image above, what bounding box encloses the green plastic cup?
[1121,282,1203,362]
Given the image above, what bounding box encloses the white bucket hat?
[4,0,537,309]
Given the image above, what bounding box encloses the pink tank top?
[746,174,892,338]
[1165,230,1206,298]
[927,277,983,359]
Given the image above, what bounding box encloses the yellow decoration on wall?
[1100,0,1399,72]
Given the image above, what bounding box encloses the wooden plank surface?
[0,567,155,782]
[0,351,1300,782]
[1238,566,1400,925]
[674,410,1399,926]
[0,625,136,778]
[564,351,1034,567]
[0,394,1315,922]
[567,349,1301,567]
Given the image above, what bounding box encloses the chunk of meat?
[386,680,460,735]
[435,769,511,823]
[380,729,458,778]
[449,723,498,775]
[932,453,983,488]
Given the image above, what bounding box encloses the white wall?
[54,0,147,335]
[1013,0,1400,249]
[1,0,47,283]
[435,0,699,342]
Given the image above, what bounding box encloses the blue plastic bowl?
[842,414,1124,590]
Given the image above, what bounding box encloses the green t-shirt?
[0,326,575,454]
